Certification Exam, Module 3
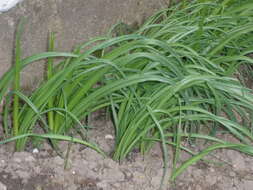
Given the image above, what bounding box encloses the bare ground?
[0,117,253,190]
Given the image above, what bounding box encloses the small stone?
[32,148,39,154]
[0,181,6,190]
[105,134,114,140]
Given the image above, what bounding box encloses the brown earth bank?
[0,118,253,190]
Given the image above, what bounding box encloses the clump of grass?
[111,0,253,186]
[0,0,253,188]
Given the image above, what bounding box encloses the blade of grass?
[47,32,55,132]
[13,18,25,139]
[170,143,253,181]
[147,105,168,190]
[0,133,106,157]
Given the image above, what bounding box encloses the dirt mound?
[0,122,253,190]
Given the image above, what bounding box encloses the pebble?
[105,134,114,140]
[32,148,39,154]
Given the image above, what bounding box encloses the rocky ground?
[0,118,253,190]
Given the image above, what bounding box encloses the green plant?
[0,0,253,189]
[12,18,24,138]
[47,32,56,133]
[110,0,253,186]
